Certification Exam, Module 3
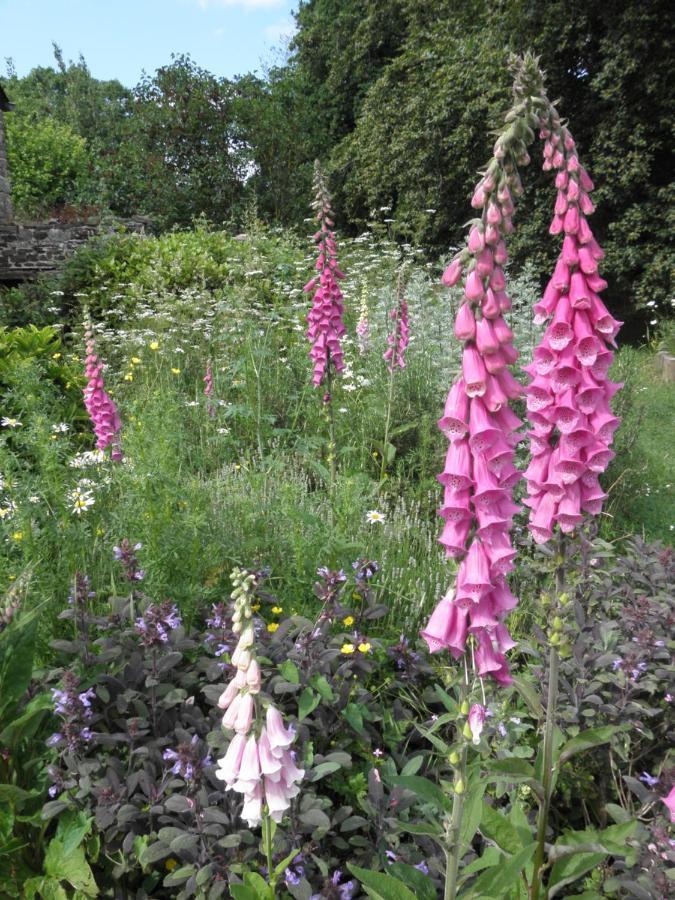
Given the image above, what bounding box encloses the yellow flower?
[271,606,283,615]
[124,373,133,382]
[96,527,104,536]
[131,357,141,365]
[165,858,178,871]
[251,603,261,612]
[343,616,354,627]
[171,368,181,375]
[341,643,355,654]
[8,574,16,581]
[12,531,23,541]
[149,341,160,351]
[267,622,279,633]
[358,642,372,654]
[52,352,61,359]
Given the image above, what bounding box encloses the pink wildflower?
[384,289,410,371]
[524,111,622,542]
[421,92,543,686]
[215,569,304,827]
[305,162,346,387]
[468,704,487,744]
[662,786,675,823]
[82,318,122,461]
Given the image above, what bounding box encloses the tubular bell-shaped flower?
[524,108,622,543]
[82,315,122,461]
[305,161,346,387]
[421,57,549,685]
[383,292,410,371]
[215,568,304,827]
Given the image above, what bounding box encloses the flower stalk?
[531,537,566,898]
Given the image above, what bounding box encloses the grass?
[0,225,670,659]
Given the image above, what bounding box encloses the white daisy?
[366,510,386,525]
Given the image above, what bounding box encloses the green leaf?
[310,761,341,781]
[348,864,418,900]
[298,687,321,721]
[55,810,92,857]
[485,758,534,779]
[230,885,260,900]
[558,726,628,766]
[459,779,486,854]
[510,675,543,719]
[43,840,98,896]
[461,846,501,877]
[390,775,452,813]
[310,674,334,700]
[278,660,299,684]
[388,862,436,900]
[464,843,535,898]
[343,702,366,735]
[395,821,443,838]
[163,864,195,887]
[273,847,302,878]
[244,871,274,899]
[0,612,37,719]
[401,756,424,776]
[140,841,172,866]
[480,802,524,855]
[433,685,459,715]
[547,822,637,897]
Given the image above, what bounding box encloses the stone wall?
[0,222,114,283]
[0,110,12,224]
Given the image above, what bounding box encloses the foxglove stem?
[531,536,566,899]
[262,811,277,898]
[380,271,406,482]
[445,666,469,900]
[324,363,337,504]
[380,360,396,483]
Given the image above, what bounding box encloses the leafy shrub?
[41,555,442,897]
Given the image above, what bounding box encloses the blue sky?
[0,0,298,85]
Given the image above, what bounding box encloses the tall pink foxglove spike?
[82,316,122,462]
[420,56,549,686]
[524,109,622,542]
[305,162,346,387]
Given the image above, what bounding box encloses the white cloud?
[198,0,284,10]
[264,16,296,43]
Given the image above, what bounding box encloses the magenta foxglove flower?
[524,114,622,543]
[419,76,545,685]
[203,363,213,397]
[383,292,410,370]
[82,319,122,461]
[305,163,346,387]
